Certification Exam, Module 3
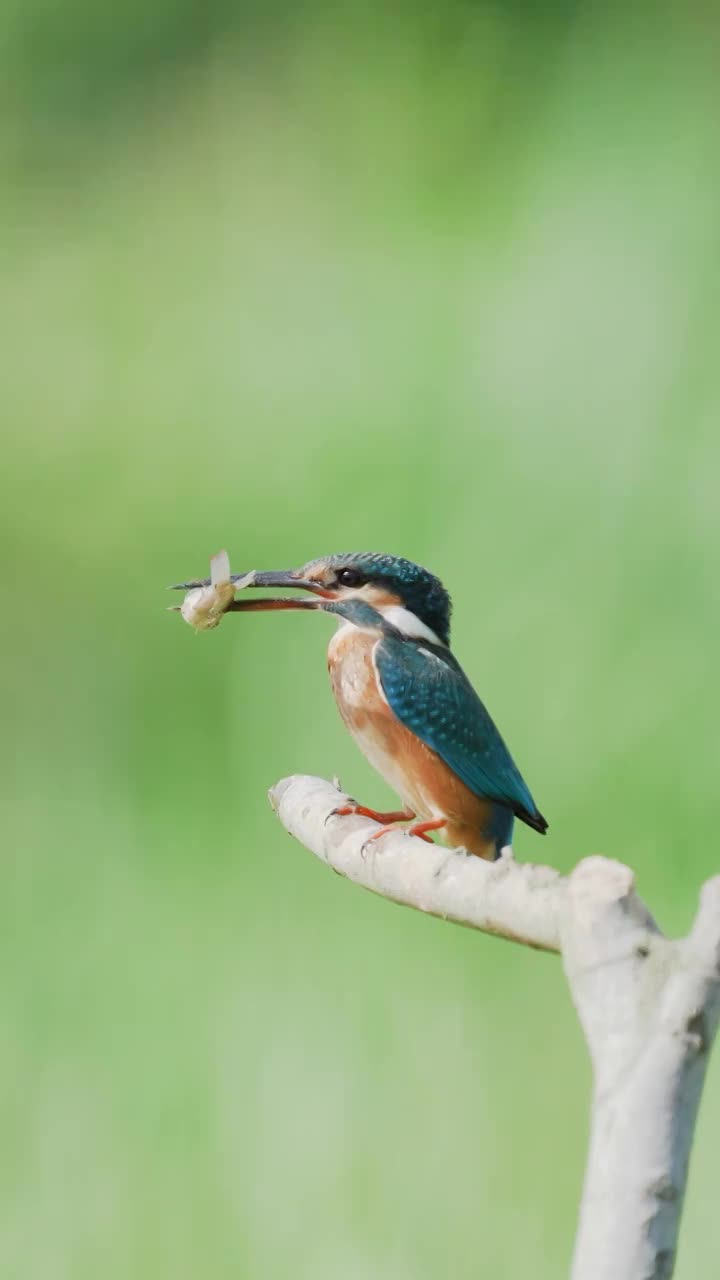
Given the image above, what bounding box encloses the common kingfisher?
[178,552,548,860]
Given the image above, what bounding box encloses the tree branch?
[268,774,720,1280]
[269,774,565,952]
[562,862,720,1279]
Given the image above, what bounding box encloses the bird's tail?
[519,806,549,835]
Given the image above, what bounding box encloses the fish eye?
[337,568,364,588]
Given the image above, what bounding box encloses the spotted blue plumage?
[374,634,547,838]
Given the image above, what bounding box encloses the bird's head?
[232,552,452,646]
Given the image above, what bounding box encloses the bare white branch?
[269,774,565,951]
[269,773,720,1280]
[563,860,720,1280]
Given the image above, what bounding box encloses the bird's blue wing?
[374,636,546,830]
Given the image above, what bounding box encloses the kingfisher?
[176,552,548,860]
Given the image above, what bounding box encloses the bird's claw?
[360,826,398,857]
[325,800,358,827]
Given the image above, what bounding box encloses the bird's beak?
[225,596,320,614]
[250,570,335,598]
[224,569,335,613]
[168,567,334,613]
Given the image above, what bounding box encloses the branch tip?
[569,855,635,903]
[688,875,720,968]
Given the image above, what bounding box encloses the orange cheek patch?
[364,587,403,608]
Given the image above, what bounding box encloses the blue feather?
[374,636,547,833]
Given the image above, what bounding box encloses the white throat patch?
[378,604,445,646]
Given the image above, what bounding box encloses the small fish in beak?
[169,555,327,632]
[170,551,256,631]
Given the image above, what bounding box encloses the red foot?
[364,822,407,844]
[331,804,415,824]
[407,818,447,844]
[363,816,448,847]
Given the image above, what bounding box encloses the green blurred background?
[3,2,719,1276]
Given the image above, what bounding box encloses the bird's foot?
[327,803,415,826]
[359,816,447,856]
[405,818,447,844]
[360,821,408,855]
[327,804,447,856]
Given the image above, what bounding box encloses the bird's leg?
[405,818,448,844]
[329,803,417,857]
[326,803,412,824]
[328,805,448,856]
[361,816,448,851]
[329,803,415,824]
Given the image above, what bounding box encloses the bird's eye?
[337,568,364,588]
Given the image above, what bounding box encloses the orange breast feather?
[327,627,496,859]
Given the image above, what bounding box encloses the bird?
[174,552,548,859]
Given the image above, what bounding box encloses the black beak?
[250,570,334,597]
[169,569,329,592]
[168,567,334,615]
[224,569,334,613]
[225,596,321,614]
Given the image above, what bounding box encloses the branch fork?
[269,773,720,1280]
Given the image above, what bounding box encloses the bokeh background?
[3,2,720,1276]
